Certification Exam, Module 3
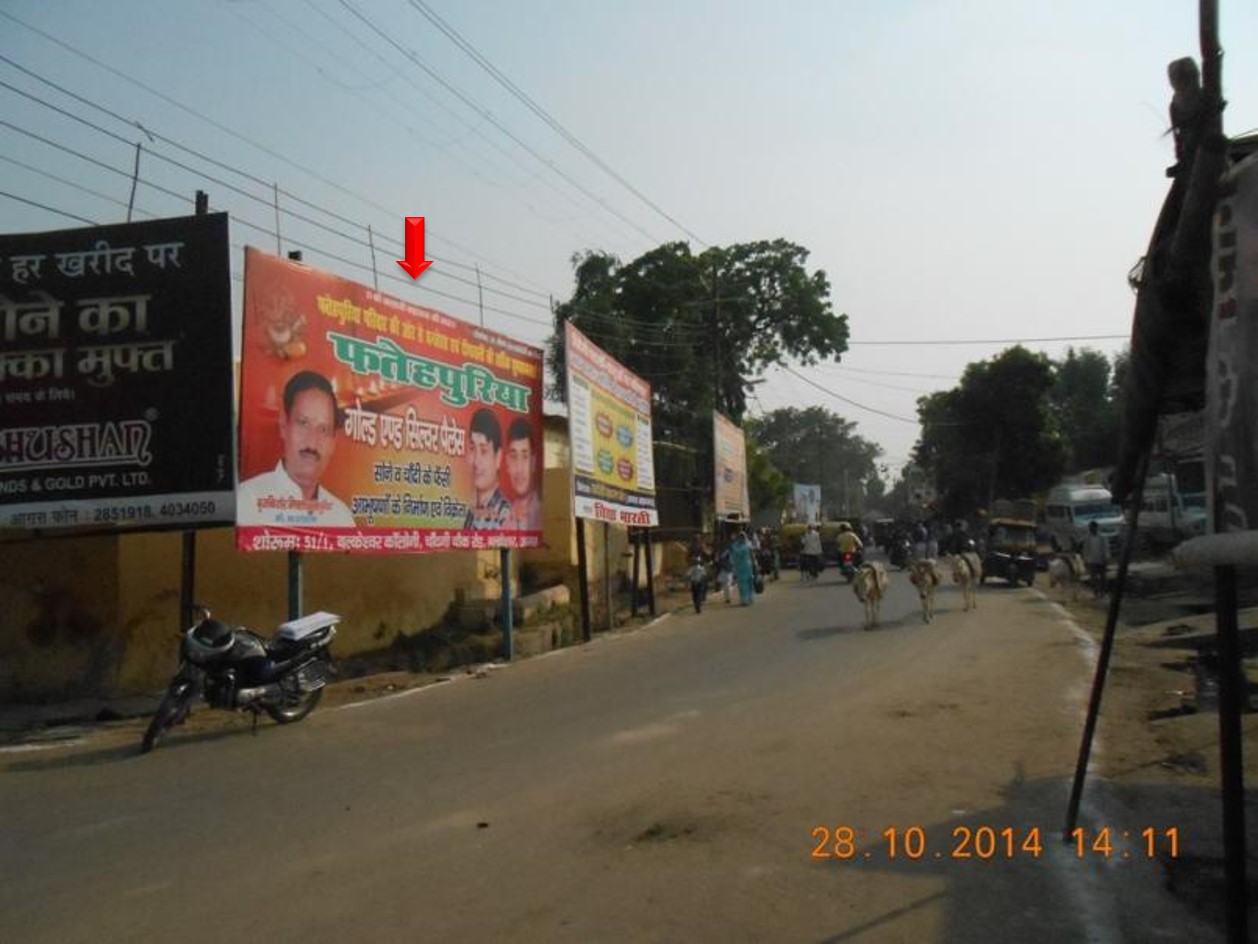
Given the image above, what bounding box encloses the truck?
[1136,471,1207,549]
[1043,483,1126,555]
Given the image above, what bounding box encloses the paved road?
[0,559,1220,942]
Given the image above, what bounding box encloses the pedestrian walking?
[1080,520,1109,596]
[730,530,757,605]
[686,557,708,613]
[715,546,733,603]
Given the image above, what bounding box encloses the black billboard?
[0,213,234,531]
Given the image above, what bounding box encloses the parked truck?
[1043,483,1125,554]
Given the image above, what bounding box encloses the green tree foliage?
[548,240,847,521]
[745,437,792,517]
[747,406,882,519]
[1048,347,1120,471]
[914,346,1066,518]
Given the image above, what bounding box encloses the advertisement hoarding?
[713,411,749,521]
[237,248,543,553]
[564,322,657,526]
[1208,152,1258,533]
[0,214,233,531]
[792,483,822,524]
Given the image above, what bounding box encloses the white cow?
[1047,552,1086,601]
[908,558,942,623]
[949,552,983,611]
[853,561,891,630]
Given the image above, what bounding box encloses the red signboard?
[237,249,543,553]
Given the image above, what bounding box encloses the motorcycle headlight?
[186,619,235,661]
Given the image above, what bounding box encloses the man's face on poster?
[506,435,533,498]
[469,432,501,497]
[280,387,337,497]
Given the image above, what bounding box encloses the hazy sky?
[3,1,1256,481]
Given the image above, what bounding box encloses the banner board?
[564,322,657,526]
[1208,152,1258,533]
[792,483,822,524]
[713,411,749,521]
[0,214,233,531]
[237,248,543,553]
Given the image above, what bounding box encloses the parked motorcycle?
[141,605,339,753]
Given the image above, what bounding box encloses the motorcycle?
[756,545,779,582]
[888,538,912,570]
[141,605,339,753]
[800,553,823,581]
[839,550,864,583]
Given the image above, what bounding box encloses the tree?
[747,406,882,519]
[913,346,1066,518]
[548,240,847,526]
[1049,347,1119,471]
[745,437,791,519]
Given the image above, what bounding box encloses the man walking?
[1081,520,1109,596]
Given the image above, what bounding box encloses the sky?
[2,0,1256,484]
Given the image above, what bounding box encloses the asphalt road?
[0,558,1221,943]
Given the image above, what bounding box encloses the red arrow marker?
[397,216,433,279]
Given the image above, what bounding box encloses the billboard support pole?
[177,189,211,633]
[644,528,656,617]
[577,517,591,642]
[287,553,303,620]
[501,548,514,661]
[284,248,305,621]
[630,528,641,617]
[603,521,613,632]
[180,532,196,630]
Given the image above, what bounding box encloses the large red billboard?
[237,249,543,553]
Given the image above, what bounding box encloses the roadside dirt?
[1050,581,1258,934]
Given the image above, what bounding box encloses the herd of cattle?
[845,549,1087,630]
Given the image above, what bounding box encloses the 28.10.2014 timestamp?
[811,825,1181,861]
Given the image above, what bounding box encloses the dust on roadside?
[1054,569,1258,934]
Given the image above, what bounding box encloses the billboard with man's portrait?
[0,213,233,531]
[237,248,543,554]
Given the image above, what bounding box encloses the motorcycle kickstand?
[250,708,260,736]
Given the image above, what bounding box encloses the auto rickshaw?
[982,517,1039,586]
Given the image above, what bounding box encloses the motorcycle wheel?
[141,687,192,754]
[265,686,323,724]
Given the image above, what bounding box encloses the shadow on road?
[3,723,257,772]
[809,775,1244,943]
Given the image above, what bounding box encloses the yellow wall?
[0,416,668,701]
[0,534,120,699]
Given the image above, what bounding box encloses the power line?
[0,53,559,306]
[334,0,662,246]
[0,10,572,299]
[848,334,1128,346]
[229,0,627,259]
[0,76,569,326]
[0,189,98,225]
[826,364,960,381]
[408,0,705,247]
[782,367,921,424]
